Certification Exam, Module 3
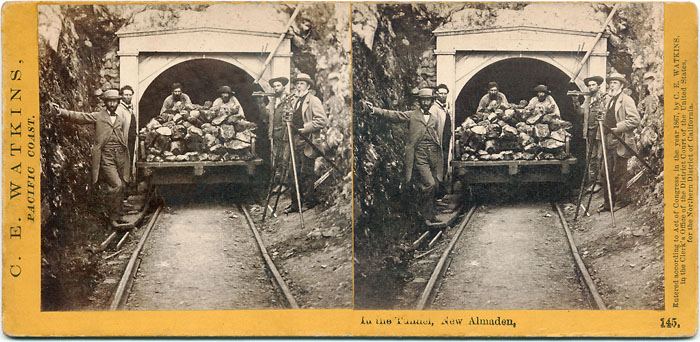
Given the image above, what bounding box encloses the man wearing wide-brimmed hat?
[284,72,328,213]
[599,72,640,212]
[364,88,444,223]
[527,84,561,117]
[50,89,131,226]
[212,85,245,118]
[262,76,291,150]
[477,81,509,113]
[573,75,609,187]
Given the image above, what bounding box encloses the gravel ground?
[432,202,590,310]
[123,202,283,310]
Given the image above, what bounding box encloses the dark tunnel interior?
[138,57,257,129]
[455,57,586,180]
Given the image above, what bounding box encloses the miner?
[527,84,560,117]
[364,88,443,223]
[430,84,453,201]
[599,73,641,212]
[50,89,130,227]
[160,82,192,114]
[477,81,509,113]
[572,76,608,188]
[212,85,245,118]
[118,85,138,175]
[285,73,328,214]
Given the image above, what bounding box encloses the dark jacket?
[373,108,444,184]
[59,108,130,183]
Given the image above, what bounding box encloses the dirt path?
[432,202,591,310]
[565,190,664,310]
[124,203,283,310]
[251,196,353,309]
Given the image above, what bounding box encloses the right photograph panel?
[352,3,665,310]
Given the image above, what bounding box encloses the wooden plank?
[554,203,606,310]
[110,206,163,310]
[240,205,299,309]
[453,157,577,167]
[412,231,431,249]
[508,164,519,175]
[428,231,443,249]
[416,206,477,310]
[136,159,264,168]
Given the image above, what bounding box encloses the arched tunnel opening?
[455,57,586,187]
[138,57,272,181]
[138,58,258,129]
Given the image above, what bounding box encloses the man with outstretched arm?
[363,88,444,223]
[50,89,130,228]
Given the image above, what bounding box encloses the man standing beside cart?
[50,89,131,228]
[284,73,328,214]
[430,84,453,201]
[118,85,138,184]
[572,76,608,188]
[363,88,444,224]
[599,73,640,212]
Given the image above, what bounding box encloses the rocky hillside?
[352,3,664,307]
[39,3,350,310]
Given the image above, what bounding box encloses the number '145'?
[660,318,679,328]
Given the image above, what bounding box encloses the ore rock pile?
[456,100,573,161]
[140,101,258,162]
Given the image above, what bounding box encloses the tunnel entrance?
[455,58,586,178]
[139,58,257,128]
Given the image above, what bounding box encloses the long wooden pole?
[569,4,620,83]
[598,122,616,227]
[253,5,302,84]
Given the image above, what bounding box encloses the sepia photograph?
[353,2,665,310]
[39,2,352,311]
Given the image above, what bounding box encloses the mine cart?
[116,25,292,185]
[452,157,577,184]
[452,123,577,184]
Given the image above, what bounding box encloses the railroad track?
[415,202,605,310]
[107,203,299,310]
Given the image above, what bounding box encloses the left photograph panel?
[39,3,352,311]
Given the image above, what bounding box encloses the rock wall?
[352,3,665,307]
[39,3,350,310]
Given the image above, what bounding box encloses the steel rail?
[415,206,477,310]
[553,202,606,310]
[239,205,300,309]
[109,205,163,310]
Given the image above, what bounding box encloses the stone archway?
[138,58,256,128]
[455,57,587,162]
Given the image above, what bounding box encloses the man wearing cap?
[49,89,131,226]
[160,82,192,114]
[430,84,453,199]
[212,85,245,117]
[117,85,137,177]
[527,84,560,116]
[572,76,608,185]
[600,73,641,211]
[477,81,509,113]
[285,73,328,213]
[364,88,444,223]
